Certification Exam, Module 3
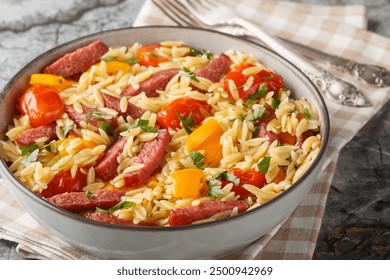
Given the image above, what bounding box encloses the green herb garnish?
[84,111,110,125]
[207,185,225,198]
[20,143,39,156]
[263,74,274,81]
[269,97,280,110]
[85,191,95,199]
[43,140,58,154]
[95,200,136,214]
[188,47,213,59]
[124,57,139,65]
[244,84,268,105]
[220,171,240,186]
[99,122,114,136]
[257,156,271,174]
[175,110,195,135]
[183,67,200,82]
[246,106,265,122]
[83,111,93,125]
[101,56,117,62]
[190,151,206,170]
[62,125,74,137]
[129,119,156,133]
[149,52,157,58]
[21,148,39,167]
[302,108,311,119]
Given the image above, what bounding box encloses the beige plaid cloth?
[0,0,389,260]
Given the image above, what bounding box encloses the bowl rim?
[0,25,330,232]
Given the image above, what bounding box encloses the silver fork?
[155,0,390,89]
[152,0,252,37]
[170,0,372,107]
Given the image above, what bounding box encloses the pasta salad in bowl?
[0,26,329,259]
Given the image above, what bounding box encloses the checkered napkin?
[0,0,389,260]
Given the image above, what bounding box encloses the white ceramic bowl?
[0,26,329,259]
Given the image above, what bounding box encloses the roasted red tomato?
[157,97,212,130]
[222,168,266,197]
[19,85,64,128]
[223,64,284,101]
[39,169,87,198]
[136,44,169,67]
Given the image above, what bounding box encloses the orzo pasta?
[1,40,322,226]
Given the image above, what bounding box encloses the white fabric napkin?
[0,0,389,259]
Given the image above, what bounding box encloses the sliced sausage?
[101,93,145,120]
[47,189,124,213]
[65,105,117,129]
[94,137,127,180]
[85,211,152,226]
[122,69,180,97]
[169,200,250,226]
[124,129,170,187]
[85,211,137,226]
[255,106,280,143]
[196,53,231,83]
[43,40,108,78]
[15,123,57,146]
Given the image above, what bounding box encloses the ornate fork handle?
[306,70,372,107]
[334,61,390,87]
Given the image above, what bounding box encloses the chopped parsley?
[85,191,95,199]
[263,74,274,81]
[206,176,224,198]
[43,141,58,154]
[183,67,200,82]
[189,47,214,59]
[302,108,311,119]
[220,171,240,186]
[246,106,265,122]
[228,113,245,123]
[99,122,114,136]
[244,84,268,105]
[257,156,271,174]
[95,200,135,214]
[124,57,139,65]
[129,119,156,133]
[175,110,194,135]
[207,184,225,198]
[83,111,107,125]
[190,151,206,170]
[149,52,157,58]
[21,148,39,167]
[270,97,280,110]
[20,143,39,156]
[62,125,74,137]
[101,56,117,62]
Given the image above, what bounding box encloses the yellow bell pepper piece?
[29,74,75,91]
[172,168,204,199]
[105,61,131,74]
[185,118,224,167]
[56,137,97,156]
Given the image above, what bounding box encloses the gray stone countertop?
[0,0,389,260]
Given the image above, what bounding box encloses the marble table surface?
[0,0,389,260]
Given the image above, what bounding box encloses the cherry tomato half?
[19,85,64,128]
[157,97,212,130]
[222,168,266,198]
[223,64,285,101]
[136,44,169,67]
[39,169,87,198]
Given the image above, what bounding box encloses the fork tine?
[184,0,209,15]
[198,0,219,9]
[152,0,190,27]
